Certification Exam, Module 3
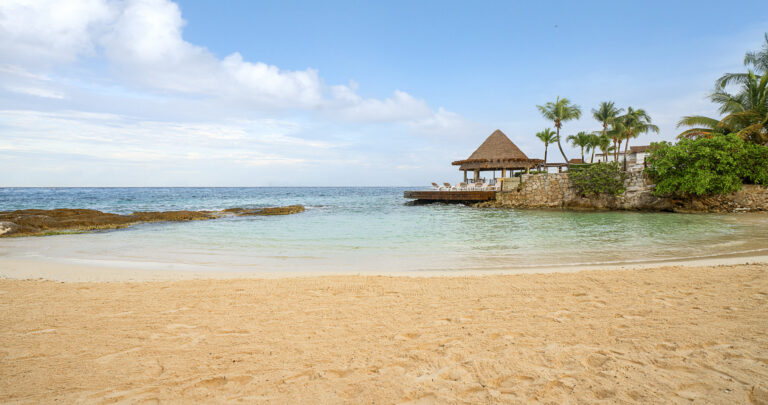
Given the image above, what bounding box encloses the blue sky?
[1,0,766,186]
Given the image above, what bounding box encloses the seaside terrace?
[404,130,543,202]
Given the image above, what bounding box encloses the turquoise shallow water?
[1,187,767,273]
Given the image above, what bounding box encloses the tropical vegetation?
[593,133,613,163]
[566,131,592,162]
[646,134,768,197]
[677,34,768,144]
[536,97,582,163]
[531,33,768,199]
[617,107,659,168]
[569,162,626,197]
[591,101,623,161]
[535,97,656,166]
[534,128,557,164]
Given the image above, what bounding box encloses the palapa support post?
[501,168,506,178]
[474,170,479,182]
[463,170,468,182]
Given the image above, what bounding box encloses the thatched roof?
[452,130,542,170]
[629,145,651,153]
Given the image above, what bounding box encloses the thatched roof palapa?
[452,129,542,171]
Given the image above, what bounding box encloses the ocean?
[1,187,767,273]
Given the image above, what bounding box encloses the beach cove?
[3,1,768,403]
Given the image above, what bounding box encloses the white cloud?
[330,90,432,122]
[0,0,478,186]
[0,0,462,125]
[4,85,65,99]
[0,0,113,66]
[0,109,335,163]
[410,107,482,138]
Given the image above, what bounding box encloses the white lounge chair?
[478,183,496,191]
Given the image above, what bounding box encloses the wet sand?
[1,263,768,403]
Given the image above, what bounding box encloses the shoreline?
[1,251,768,282]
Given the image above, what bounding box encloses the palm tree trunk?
[623,137,631,171]
[580,147,584,162]
[544,143,548,164]
[590,148,595,163]
[616,140,622,161]
[555,126,568,164]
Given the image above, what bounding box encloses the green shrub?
[645,134,768,197]
[569,162,626,197]
[741,141,768,185]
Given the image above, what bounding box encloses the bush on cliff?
[645,134,768,197]
[569,162,626,197]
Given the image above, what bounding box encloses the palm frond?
[743,33,768,74]
[676,115,721,129]
[677,128,715,139]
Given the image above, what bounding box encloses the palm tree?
[679,36,768,144]
[566,131,591,162]
[617,107,660,169]
[537,97,582,164]
[595,133,613,162]
[606,120,628,162]
[586,133,602,163]
[744,33,768,73]
[535,128,558,164]
[676,115,734,139]
[591,101,623,161]
[712,70,768,144]
[717,33,768,88]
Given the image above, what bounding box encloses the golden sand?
[1,264,768,403]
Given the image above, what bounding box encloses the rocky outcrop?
[223,205,305,216]
[0,206,305,237]
[480,172,768,212]
[0,221,19,236]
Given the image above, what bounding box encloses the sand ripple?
[1,264,767,403]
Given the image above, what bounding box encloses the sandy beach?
[1,263,767,403]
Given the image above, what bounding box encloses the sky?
[1,0,766,186]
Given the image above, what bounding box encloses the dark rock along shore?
[0,205,305,237]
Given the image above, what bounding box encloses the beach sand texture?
[1,264,768,404]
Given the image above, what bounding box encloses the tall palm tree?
[591,101,623,161]
[618,107,660,169]
[537,97,582,164]
[535,128,558,164]
[566,131,591,162]
[679,36,768,144]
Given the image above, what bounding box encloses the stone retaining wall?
[483,171,768,212]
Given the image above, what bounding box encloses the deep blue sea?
[1,187,767,273]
